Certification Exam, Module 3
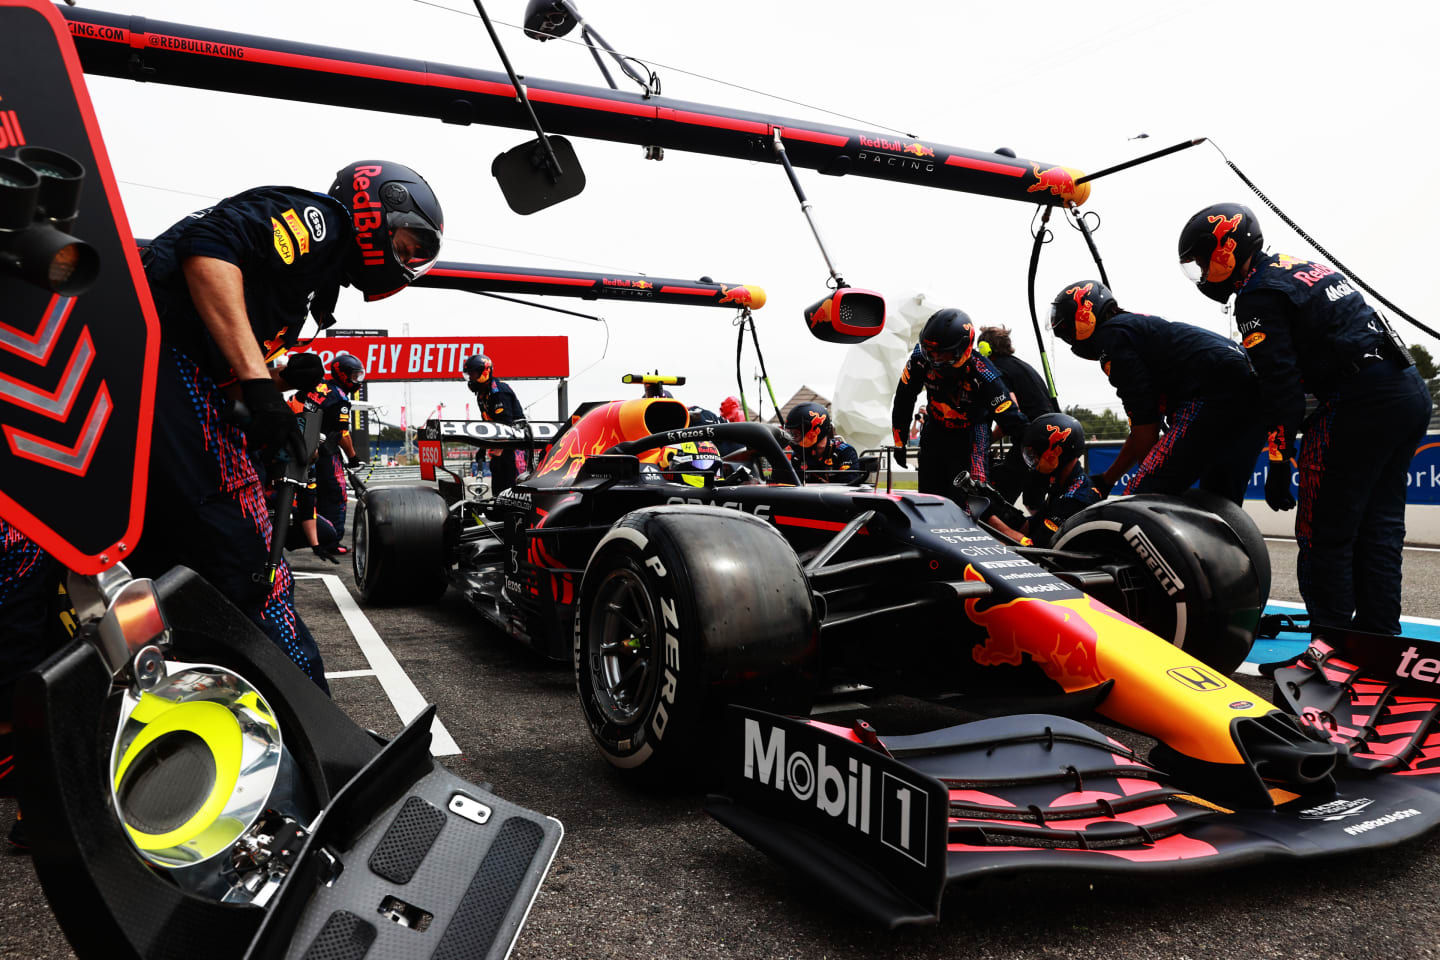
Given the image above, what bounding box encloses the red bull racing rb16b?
[354,396,1440,925]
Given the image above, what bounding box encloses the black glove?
[347,457,369,471]
[311,543,341,564]
[1265,459,1296,511]
[238,379,305,464]
[891,428,908,469]
[281,352,324,393]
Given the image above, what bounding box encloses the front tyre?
[575,506,817,783]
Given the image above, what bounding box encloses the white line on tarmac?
[295,570,461,756]
[324,669,379,679]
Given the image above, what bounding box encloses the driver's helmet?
[329,160,444,301]
[463,354,493,395]
[784,401,833,449]
[329,352,365,393]
[1021,412,1086,475]
[918,308,975,368]
[1177,202,1264,304]
[658,440,722,487]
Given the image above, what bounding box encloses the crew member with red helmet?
[891,308,1028,502]
[312,352,366,549]
[785,402,861,483]
[1049,279,1264,505]
[463,353,525,496]
[1179,203,1431,635]
[130,160,444,689]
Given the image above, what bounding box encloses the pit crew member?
[1014,412,1102,548]
[891,308,1028,503]
[1050,279,1264,505]
[978,324,1059,504]
[785,402,861,483]
[131,160,444,689]
[1179,202,1432,635]
[313,353,366,549]
[463,353,525,496]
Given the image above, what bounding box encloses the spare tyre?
[1054,494,1260,675]
[353,485,449,604]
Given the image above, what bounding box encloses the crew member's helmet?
[784,402,833,449]
[1049,280,1118,359]
[658,441,722,488]
[463,354,493,395]
[1177,202,1264,304]
[918,308,975,368]
[1021,412,1087,475]
[330,353,365,393]
[329,160,444,300]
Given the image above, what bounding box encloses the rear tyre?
[352,485,449,604]
[575,506,817,784]
[1055,494,1261,675]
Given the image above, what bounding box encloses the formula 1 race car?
[357,395,1273,769]
[356,395,1440,925]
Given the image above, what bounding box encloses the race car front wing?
[707,629,1440,930]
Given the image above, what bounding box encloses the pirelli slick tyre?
[1054,494,1261,675]
[1178,487,1272,607]
[353,485,449,605]
[575,506,818,783]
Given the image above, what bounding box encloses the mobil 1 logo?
[722,707,948,912]
[881,771,930,866]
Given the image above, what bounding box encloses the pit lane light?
[0,146,98,296]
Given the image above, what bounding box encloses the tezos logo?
[304,206,327,242]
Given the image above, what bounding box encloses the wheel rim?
[353,502,369,583]
[587,568,659,727]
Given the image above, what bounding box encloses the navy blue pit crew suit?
[132,186,347,689]
[892,348,1028,502]
[1091,313,1265,504]
[479,379,524,496]
[313,378,353,540]
[797,436,861,483]
[1239,253,1431,634]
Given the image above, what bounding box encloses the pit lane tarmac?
[5,540,1440,960]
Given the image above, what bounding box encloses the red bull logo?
[633,280,653,290]
[1027,163,1076,200]
[1036,424,1072,474]
[964,566,1106,690]
[807,299,831,329]
[799,410,826,448]
[1065,283,1096,341]
[903,142,936,158]
[1205,214,1242,282]
[719,285,755,307]
[927,399,962,423]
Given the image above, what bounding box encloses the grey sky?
[78,0,1439,431]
